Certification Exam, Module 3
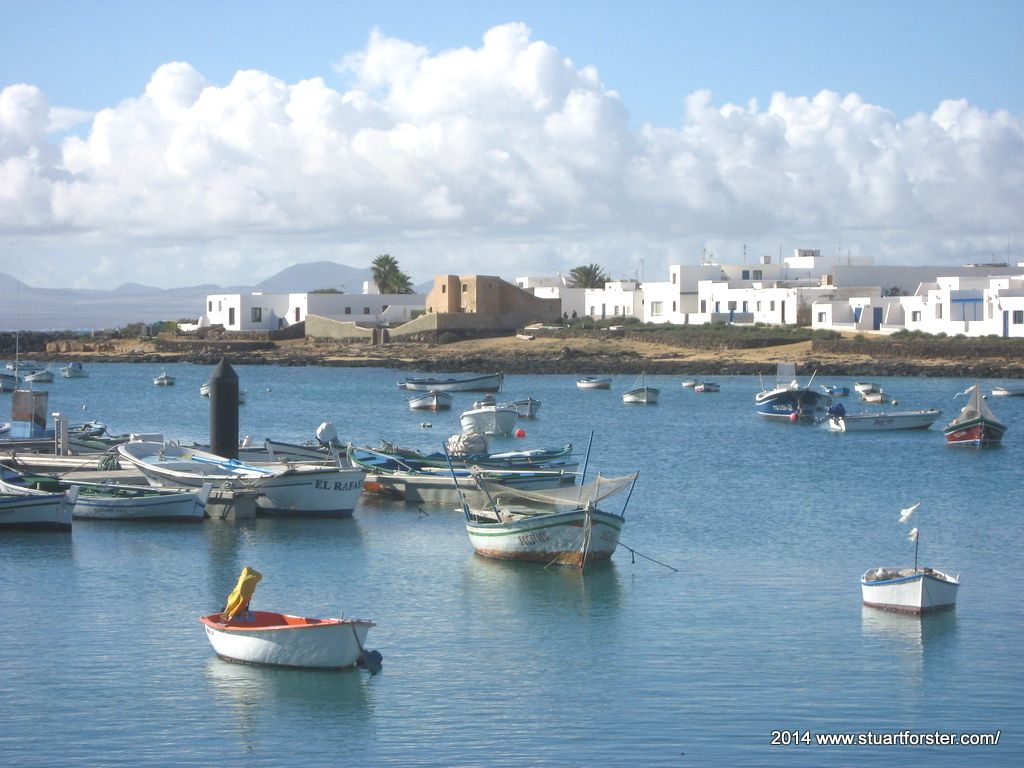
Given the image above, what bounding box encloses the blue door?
[853,307,862,323]
[873,307,883,330]
[1005,311,1010,338]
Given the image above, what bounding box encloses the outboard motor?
[315,421,339,448]
[827,402,846,418]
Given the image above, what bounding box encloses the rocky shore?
[8,332,1023,379]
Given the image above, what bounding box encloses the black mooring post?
[209,358,239,459]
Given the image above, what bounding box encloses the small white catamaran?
[861,501,960,614]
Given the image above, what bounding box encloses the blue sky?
[1,0,1022,289]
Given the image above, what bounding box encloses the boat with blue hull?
[754,363,831,421]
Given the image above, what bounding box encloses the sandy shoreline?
[15,334,1023,379]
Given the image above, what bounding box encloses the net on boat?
[464,472,637,511]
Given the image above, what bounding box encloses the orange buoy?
[515,428,526,438]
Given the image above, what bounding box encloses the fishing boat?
[693,382,720,393]
[460,395,519,436]
[861,502,959,613]
[200,567,381,671]
[459,470,638,568]
[22,368,54,384]
[60,361,88,378]
[0,486,77,531]
[680,380,698,389]
[154,370,176,386]
[117,441,363,516]
[398,372,503,392]
[859,388,892,404]
[408,390,453,411]
[943,383,1007,446]
[201,381,247,403]
[821,384,850,397]
[362,438,574,472]
[754,363,831,421]
[0,464,212,521]
[991,385,1024,397]
[509,397,541,418]
[622,373,659,404]
[577,376,611,390]
[826,403,942,432]
[349,445,576,504]
[854,382,879,394]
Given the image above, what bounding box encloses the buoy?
[890,399,898,405]
[82,404,87,410]
[789,412,799,422]
[515,428,526,438]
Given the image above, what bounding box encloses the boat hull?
[201,612,374,669]
[465,508,624,566]
[362,468,575,504]
[577,377,611,390]
[943,417,1006,446]
[828,409,942,432]
[622,387,659,404]
[861,569,960,613]
[754,388,831,420]
[0,491,74,531]
[71,484,210,521]
[991,386,1024,397]
[409,391,453,411]
[460,407,519,436]
[400,373,503,392]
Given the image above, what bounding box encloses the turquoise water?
[1,364,1022,766]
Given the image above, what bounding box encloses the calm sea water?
[1,363,1022,766]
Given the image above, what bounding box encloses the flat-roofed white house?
[812,273,1024,337]
[585,280,642,320]
[201,289,425,331]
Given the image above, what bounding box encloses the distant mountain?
[256,261,373,293]
[0,261,419,331]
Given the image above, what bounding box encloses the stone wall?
[812,338,1024,359]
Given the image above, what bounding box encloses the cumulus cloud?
[1,22,1022,289]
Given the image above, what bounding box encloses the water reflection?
[860,605,958,674]
[204,658,374,748]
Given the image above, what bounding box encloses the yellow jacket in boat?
[222,566,262,621]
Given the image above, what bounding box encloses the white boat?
[460,396,519,436]
[859,389,892,404]
[577,376,611,390]
[0,486,77,531]
[826,405,942,432]
[680,380,698,389]
[509,397,541,418]
[22,368,54,383]
[693,382,720,393]
[854,382,879,393]
[200,381,246,403]
[754,363,830,421]
[0,464,211,521]
[60,361,88,378]
[154,371,176,386]
[991,385,1024,397]
[861,501,959,614]
[117,442,363,516]
[622,373,659,404]
[460,471,638,568]
[821,384,850,396]
[200,568,380,670]
[408,390,453,411]
[398,372,503,392]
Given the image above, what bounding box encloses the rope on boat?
[617,541,680,572]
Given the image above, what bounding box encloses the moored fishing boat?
[754,363,830,421]
[577,376,611,390]
[460,395,519,436]
[509,397,541,418]
[693,382,720,393]
[117,441,363,516]
[154,370,176,386]
[408,390,453,411]
[622,372,659,404]
[22,368,54,383]
[459,471,638,568]
[861,502,959,613]
[821,384,850,396]
[0,486,77,531]
[200,567,381,671]
[991,385,1024,397]
[943,383,1006,446]
[826,404,942,432]
[60,361,88,378]
[398,372,503,392]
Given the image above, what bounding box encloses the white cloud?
[1,22,1022,289]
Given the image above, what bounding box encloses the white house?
[584,280,642,320]
[201,289,425,331]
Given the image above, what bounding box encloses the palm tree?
[371,254,414,294]
[567,264,609,289]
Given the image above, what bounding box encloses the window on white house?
[742,301,748,312]
[936,304,943,319]
[727,301,737,311]
[672,301,677,312]
[912,311,921,322]
[651,301,663,316]
[753,270,763,280]
[770,301,776,311]
[251,307,262,322]
[363,307,370,314]
[817,312,826,322]
[672,273,677,284]
[1014,310,1024,324]
[700,300,706,313]
[344,307,351,315]
[756,301,761,311]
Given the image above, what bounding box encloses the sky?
[1,0,1022,290]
